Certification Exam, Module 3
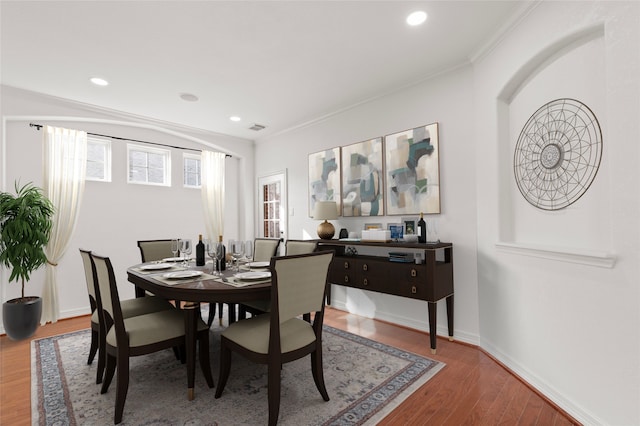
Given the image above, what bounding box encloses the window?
[86,137,111,182]
[183,153,201,188]
[127,144,171,186]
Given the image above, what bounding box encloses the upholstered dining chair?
[79,249,174,384]
[253,237,282,261]
[214,251,334,426]
[90,252,214,424]
[240,239,318,317]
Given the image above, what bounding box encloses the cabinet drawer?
[328,258,357,285]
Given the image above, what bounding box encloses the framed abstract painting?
[384,122,440,215]
[341,137,384,217]
[308,148,341,217]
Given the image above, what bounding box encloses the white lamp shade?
[313,201,338,220]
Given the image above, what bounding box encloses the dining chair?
[79,249,174,384]
[214,251,334,426]
[137,239,223,328]
[240,239,318,317]
[253,238,282,261]
[90,252,214,424]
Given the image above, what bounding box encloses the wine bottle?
[218,235,226,271]
[417,212,426,243]
[195,234,205,266]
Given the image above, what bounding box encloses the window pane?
[127,145,170,186]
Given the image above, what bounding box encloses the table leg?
[428,301,437,354]
[183,302,198,400]
[446,294,454,341]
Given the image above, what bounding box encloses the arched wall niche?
[494,23,616,267]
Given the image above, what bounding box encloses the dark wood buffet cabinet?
[317,240,454,354]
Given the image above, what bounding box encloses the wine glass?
[205,239,216,274]
[229,240,244,272]
[244,240,253,265]
[171,238,180,259]
[180,239,192,267]
[215,241,225,275]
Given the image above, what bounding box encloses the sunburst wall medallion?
[513,98,603,210]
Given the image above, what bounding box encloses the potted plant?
[1,181,54,340]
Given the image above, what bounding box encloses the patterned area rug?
[32,321,444,425]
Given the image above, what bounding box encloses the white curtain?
[41,125,87,324]
[201,150,226,243]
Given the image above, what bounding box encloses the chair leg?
[88,329,98,365]
[96,329,106,384]
[101,353,116,394]
[218,302,224,325]
[207,302,216,327]
[114,351,129,424]
[311,348,329,401]
[267,363,281,426]
[214,338,232,398]
[198,332,214,388]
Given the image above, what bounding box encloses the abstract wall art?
[384,122,440,215]
[308,148,341,216]
[341,137,384,217]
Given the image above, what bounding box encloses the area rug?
[32,321,444,425]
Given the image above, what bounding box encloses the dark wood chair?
[79,249,173,384]
[90,252,214,424]
[214,251,334,426]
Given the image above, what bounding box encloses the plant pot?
[3,296,42,340]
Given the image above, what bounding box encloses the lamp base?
[317,221,335,240]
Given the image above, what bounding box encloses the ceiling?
[1,1,527,141]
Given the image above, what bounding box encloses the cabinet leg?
[446,294,454,341]
[428,302,437,354]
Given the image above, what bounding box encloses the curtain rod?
[29,123,232,158]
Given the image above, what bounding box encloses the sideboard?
[317,239,454,354]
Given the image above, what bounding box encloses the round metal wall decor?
[513,98,603,210]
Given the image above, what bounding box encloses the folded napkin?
[155,272,216,285]
[217,277,271,287]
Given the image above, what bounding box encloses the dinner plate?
[139,263,172,271]
[162,257,184,262]
[162,271,202,279]
[234,271,271,281]
[246,261,270,268]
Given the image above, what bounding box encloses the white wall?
[255,66,481,345]
[0,86,255,322]
[474,1,639,425]
[256,2,639,424]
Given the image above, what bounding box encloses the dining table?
[127,260,272,400]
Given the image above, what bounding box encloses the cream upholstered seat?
[90,252,213,424]
[253,238,282,261]
[241,239,318,316]
[79,249,173,384]
[136,239,175,262]
[215,251,334,426]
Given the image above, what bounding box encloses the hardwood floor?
[1,307,578,425]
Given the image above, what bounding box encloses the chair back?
[253,238,281,262]
[284,240,317,256]
[90,253,124,341]
[270,251,333,324]
[137,239,174,262]
[79,249,97,304]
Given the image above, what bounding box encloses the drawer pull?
[344,276,349,283]
[411,269,417,277]
[363,278,368,286]
[363,264,368,272]
[412,285,417,294]
[344,261,350,269]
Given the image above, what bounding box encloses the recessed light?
[90,77,109,86]
[406,11,427,26]
[179,93,199,102]
[229,116,241,122]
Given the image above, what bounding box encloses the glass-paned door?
[258,170,287,241]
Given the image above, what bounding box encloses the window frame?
[183,152,202,189]
[85,136,112,182]
[126,143,172,187]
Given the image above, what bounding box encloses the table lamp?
[313,201,338,240]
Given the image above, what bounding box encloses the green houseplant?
[1,181,54,340]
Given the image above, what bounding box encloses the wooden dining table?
[127,262,271,400]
